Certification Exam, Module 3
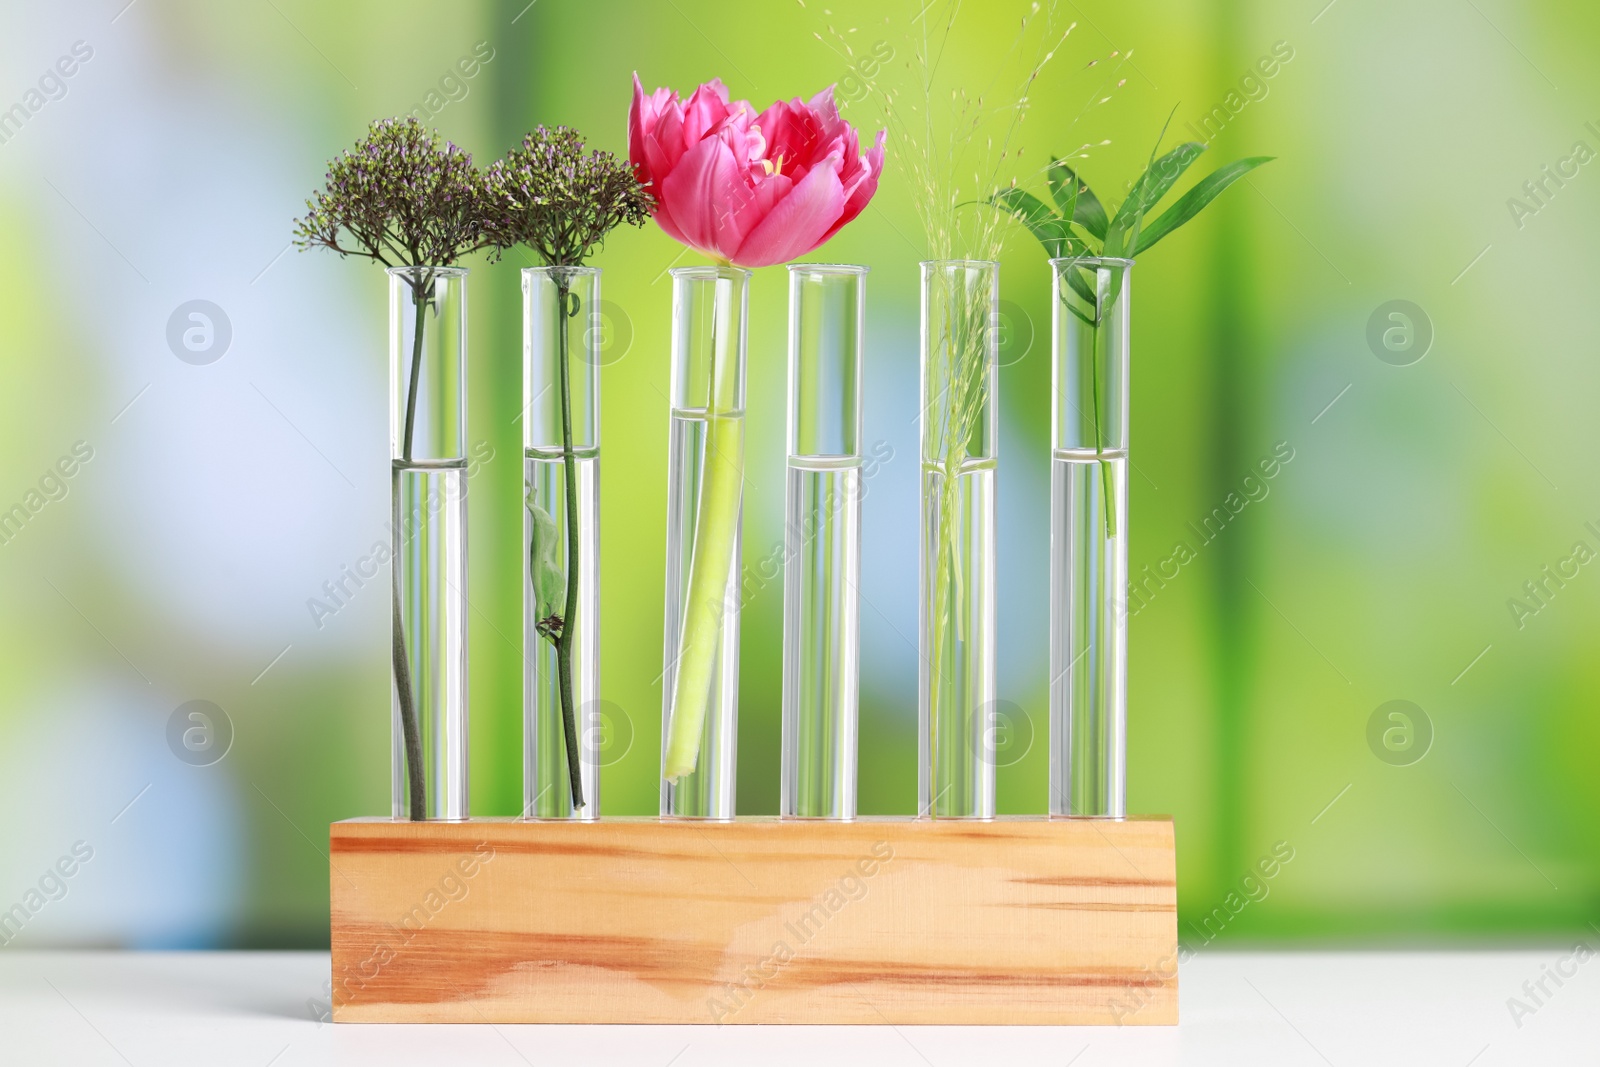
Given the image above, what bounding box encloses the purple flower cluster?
[293,117,494,281]
[482,125,653,267]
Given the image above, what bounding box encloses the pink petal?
[682,80,732,145]
[821,128,885,242]
[631,74,689,189]
[658,134,747,261]
[732,154,846,267]
[651,191,690,246]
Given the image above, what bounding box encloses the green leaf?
[1133,156,1275,254]
[1059,260,1099,309]
[1114,141,1206,239]
[989,188,1074,258]
[1104,110,1185,260]
[1045,158,1079,222]
[1068,169,1108,242]
[526,485,565,628]
[1045,161,1107,241]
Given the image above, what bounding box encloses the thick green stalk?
[554,281,585,808]
[663,412,744,781]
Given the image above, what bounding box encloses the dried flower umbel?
[295,116,495,821]
[484,127,651,809]
[294,116,495,289]
[484,125,653,267]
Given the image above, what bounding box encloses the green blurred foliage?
[0,0,1595,948]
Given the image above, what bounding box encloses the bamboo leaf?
[1132,156,1275,254]
[1105,110,1187,260]
[1045,157,1079,221]
[1126,142,1207,224]
[1045,161,1107,241]
[1069,172,1108,241]
[1060,261,1098,308]
[989,188,1074,258]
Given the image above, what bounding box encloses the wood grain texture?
[329,816,1178,1025]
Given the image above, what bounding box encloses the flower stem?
[663,293,741,783]
[554,280,585,809]
[393,282,430,821]
[663,413,743,780]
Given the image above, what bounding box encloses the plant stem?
[393,281,430,821]
[1088,314,1116,538]
[1063,265,1117,539]
[554,279,585,808]
[663,413,743,780]
[663,291,741,782]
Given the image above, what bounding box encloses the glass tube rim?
[919,258,1000,271]
[670,264,751,281]
[787,262,870,276]
[386,264,469,279]
[1048,254,1135,269]
[521,264,600,278]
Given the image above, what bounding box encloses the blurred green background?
[0,0,1595,949]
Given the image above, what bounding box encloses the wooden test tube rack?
[329,815,1178,1025]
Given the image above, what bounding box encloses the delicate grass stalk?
[806,0,1089,814]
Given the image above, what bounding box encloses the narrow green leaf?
[1060,261,1098,308]
[1071,175,1108,241]
[1104,110,1187,260]
[1046,162,1107,241]
[1133,156,1275,254]
[1133,142,1206,220]
[990,188,1077,258]
[1063,300,1097,328]
[1045,158,1079,222]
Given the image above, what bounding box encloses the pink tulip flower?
[628,74,886,268]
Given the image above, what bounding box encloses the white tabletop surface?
[0,949,1595,1065]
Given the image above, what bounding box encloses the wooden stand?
[329,816,1178,1025]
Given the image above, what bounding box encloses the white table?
[1,950,1594,1064]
